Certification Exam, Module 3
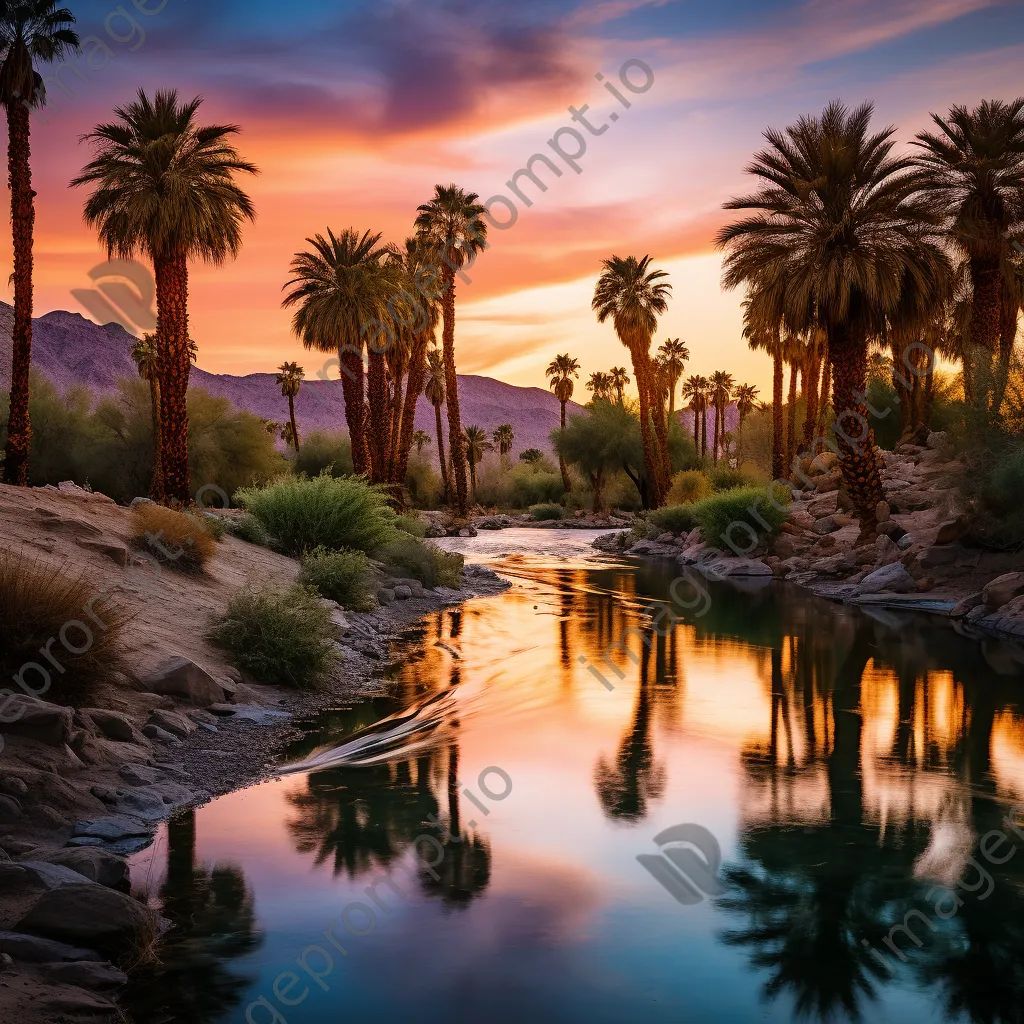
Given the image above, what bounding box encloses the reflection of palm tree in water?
[122,808,263,1024]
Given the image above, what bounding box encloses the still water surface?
[127,529,1024,1024]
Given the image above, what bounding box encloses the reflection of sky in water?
[127,533,1024,1024]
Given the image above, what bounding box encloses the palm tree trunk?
[668,375,676,418]
[558,399,571,493]
[785,360,798,473]
[388,365,404,477]
[632,354,664,508]
[829,323,883,532]
[339,344,368,476]
[692,407,699,451]
[394,333,430,488]
[801,345,820,451]
[2,100,34,486]
[469,458,477,502]
[149,377,164,498]
[815,358,831,450]
[154,252,191,505]
[366,349,389,484]
[649,364,671,488]
[994,290,1018,417]
[288,394,300,452]
[700,402,707,459]
[440,270,469,515]
[968,255,1002,413]
[712,401,721,464]
[434,403,450,503]
[737,413,745,463]
[771,353,784,479]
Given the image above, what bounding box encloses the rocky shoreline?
[0,482,508,1024]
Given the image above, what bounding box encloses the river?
[124,528,1024,1024]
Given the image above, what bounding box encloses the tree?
[657,337,689,416]
[609,366,631,404]
[545,353,580,492]
[276,362,304,451]
[424,348,450,502]
[680,375,705,455]
[415,185,488,516]
[519,448,543,465]
[73,89,257,506]
[492,423,514,465]
[710,370,735,464]
[586,371,612,401]
[412,429,430,454]
[282,228,389,479]
[131,333,163,495]
[734,383,759,462]
[593,256,673,507]
[0,2,79,486]
[913,99,1024,414]
[718,101,947,531]
[743,289,788,478]
[462,424,491,502]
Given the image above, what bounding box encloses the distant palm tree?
[743,289,787,479]
[132,333,163,495]
[609,366,631,405]
[546,353,580,492]
[680,375,705,455]
[424,349,451,503]
[462,425,492,501]
[734,383,760,462]
[657,337,689,416]
[276,361,304,451]
[492,423,514,465]
[0,2,79,486]
[73,89,257,505]
[519,448,543,465]
[586,371,612,401]
[710,370,735,463]
[412,429,430,455]
[282,228,389,479]
[593,256,673,507]
[415,185,488,516]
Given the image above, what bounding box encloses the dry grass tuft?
[131,504,217,572]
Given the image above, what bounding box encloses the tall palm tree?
[609,366,631,405]
[586,370,612,401]
[131,332,163,495]
[546,353,580,492]
[424,348,450,503]
[492,423,514,465]
[657,337,689,416]
[593,256,673,507]
[276,361,304,451]
[912,98,1024,413]
[680,375,705,454]
[734,383,759,462]
[782,331,805,470]
[698,377,713,458]
[281,228,389,479]
[743,288,787,479]
[719,101,947,530]
[412,429,430,455]
[462,425,491,502]
[710,370,735,464]
[0,2,78,485]
[73,89,257,506]
[415,185,488,516]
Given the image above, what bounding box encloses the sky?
[13,0,1024,395]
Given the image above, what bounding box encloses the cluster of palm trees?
[586,366,632,404]
[719,98,1024,531]
[546,354,580,490]
[677,372,759,463]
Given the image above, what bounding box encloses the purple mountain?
[0,303,580,458]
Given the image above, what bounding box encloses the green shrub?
[299,547,376,611]
[648,504,700,535]
[395,513,428,538]
[473,458,564,508]
[194,512,227,541]
[375,537,464,589]
[207,584,336,688]
[692,485,791,550]
[529,502,564,521]
[405,455,443,508]
[707,465,750,492]
[292,430,353,479]
[668,470,712,505]
[226,513,271,547]
[236,475,398,555]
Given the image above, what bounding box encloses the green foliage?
[707,464,751,491]
[957,428,1024,548]
[472,457,564,509]
[404,455,443,508]
[648,504,699,535]
[208,584,336,688]
[374,537,464,589]
[292,430,353,479]
[226,513,271,546]
[692,485,791,550]
[518,448,543,464]
[394,513,428,537]
[299,547,376,611]
[529,502,565,521]
[865,378,901,451]
[236,475,398,555]
[668,470,713,504]
[195,511,227,541]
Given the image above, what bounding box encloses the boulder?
[816,552,857,576]
[919,545,961,571]
[146,709,196,740]
[16,883,156,956]
[806,494,838,518]
[950,592,984,619]
[0,930,103,963]
[772,534,804,560]
[814,470,842,493]
[858,563,917,595]
[142,724,179,744]
[70,815,151,843]
[874,534,900,565]
[0,795,22,823]
[935,516,968,545]
[17,861,94,891]
[139,657,227,707]
[982,572,1024,610]
[118,763,163,787]
[36,959,128,990]
[875,500,891,524]
[393,584,413,600]
[76,537,130,567]
[897,534,913,551]
[82,709,138,744]
[0,695,73,746]
[0,776,28,797]
[811,515,839,535]
[376,587,396,605]
[36,848,128,889]
[115,782,194,821]
[927,430,949,450]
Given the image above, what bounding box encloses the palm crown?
[0,2,78,108]
[546,354,580,403]
[592,255,672,349]
[424,349,446,407]
[276,361,304,398]
[415,184,488,277]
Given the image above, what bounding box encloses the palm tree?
[782,330,804,470]
[734,383,759,462]
[657,337,689,416]
[412,429,430,455]
[492,423,514,466]
[546,353,580,492]
[912,99,1024,413]
[131,333,163,495]
[609,366,631,404]
[743,289,787,479]
[0,3,78,485]
[718,101,947,530]
[710,370,735,463]
[462,425,491,502]
[698,377,713,458]
[73,89,257,506]
[415,185,488,516]
[424,348,450,502]
[680,375,704,454]
[281,228,389,479]
[586,371,612,401]
[276,361,304,451]
[593,255,673,507]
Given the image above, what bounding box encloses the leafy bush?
[668,470,712,505]
[707,465,750,492]
[405,454,444,508]
[236,475,398,555]
[395,513,428,537]
[472,457,564,509]
[375,537,464,589]
[194,511,227,541]
[292,430,353,479]
[648,504,700,535]
[208,584,336,688]
[131,504,217,571]
[529,502,564,521]
[519,448,543,464]
[692,485,791,550]
[0,550,129,703]
[299,547,376,611]
[226,513,271,547]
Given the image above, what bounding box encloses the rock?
[36,849,128,890]
[806,494,838,518]
[393,577,425,598]
[82,709,137,744]
[0,864,26,885]
[935,516,968,545]
[38,989,117,1014]
[832,513,855,528]
[811,515,839,535]
[897,534,913,551]
[0,930,103,963]
[118,763,163,787]
[927,430,949,450]
[71,815,152,843]
[139,657,227,707]
[703,557,774,578]
[916,577,935,592]
[142,724,179,744]
[982,572,1024,610]
[814,470,842,493]
[772,534,804,560]
[874,534,900,565]
[920,545,960,570]
[34,805,70,831]
[816,535,837,550]
[816,552,857,576]
[0,695,73,747]
[115,782,193,821]
[76,537,130,566]
[0,776,27,798]
[782,556,810,574]
[809,450,838,475]
[376,587,396,605]
[858,563,917,595]
[0,795,23,823]
[458,528,472,538]
[130,496,154,508]
[147,709,196,740]
[876,500,890,524]
[950,592,984,619]
[90,786,121,805]
[17,861,95,890]
[393,584,413,600]
[37,959,128,990]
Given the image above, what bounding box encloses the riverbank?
[0,482,507,1024]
